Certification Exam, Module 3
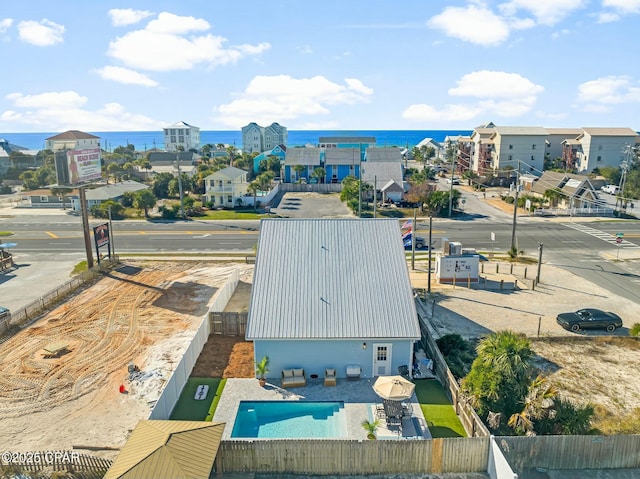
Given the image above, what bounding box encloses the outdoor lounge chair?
[398,364,410,377]
[324,368,337,386]
[281,368,306,388]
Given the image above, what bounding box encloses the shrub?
[436,334,476,379]
[630,323,640,337]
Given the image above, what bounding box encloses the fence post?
[510,264,513,274]
[468,274,471,289]
[500,280,504,290]
[496,263,499,273]
[524,267,528,279]
[481,263,484,273]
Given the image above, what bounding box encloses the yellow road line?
[45,231,59,238]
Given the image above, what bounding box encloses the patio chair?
[398,364,410,378]
[324,368,337,386]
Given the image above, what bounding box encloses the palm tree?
[361,419,380,440]
[508,375,558,435]
[248,181,260,211]
[543,188,563,207]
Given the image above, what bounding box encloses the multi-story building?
[569,127,638,173]
[241,122,288,154]
[485,126,548,175]
[545,128,582,165]
[163,121,200,152]
[202,166,249,208]
[469,123,496,174]
[45,130,100,151]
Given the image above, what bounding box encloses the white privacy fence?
[148,267,240,419]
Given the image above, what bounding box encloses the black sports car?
[556,308,623,333]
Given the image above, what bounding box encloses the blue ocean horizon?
[0,129,472,152]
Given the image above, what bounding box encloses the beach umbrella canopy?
[373,375,415,401]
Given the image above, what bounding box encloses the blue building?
[283,148,322,183]
[246,218,421,381]
[252,144,286,175]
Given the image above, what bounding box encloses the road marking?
[561,223,640,249]
[45,231,59,238]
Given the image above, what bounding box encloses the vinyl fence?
[497,435,640,474]
[216,437,490,476]
[149,267,240,420]
[415,297,490,438]
[279,183,342,194]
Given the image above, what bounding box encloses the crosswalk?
[561,223,640,249]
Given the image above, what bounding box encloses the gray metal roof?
[324,147,360,165]
[85,180,148,200]
[365,148,402,162]
[361,161,403,186]
[246,219,421,340]
[284,147,322,165]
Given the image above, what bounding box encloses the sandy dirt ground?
[419,262,640,432]
[0,261,253,456]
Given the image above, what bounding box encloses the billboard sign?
[93,223,110,248]
[67,148,101,185]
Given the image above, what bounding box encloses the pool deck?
[213,377,431,441]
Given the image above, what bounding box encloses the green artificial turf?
[170,378,222,421]
[414,379,467,438]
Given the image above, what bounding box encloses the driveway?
[270,192,353,218]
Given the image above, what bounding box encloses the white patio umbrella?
[372,375,415,401]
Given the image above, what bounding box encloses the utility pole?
[79,186,94,269]
[373,176,377,218]
[411,208,417,270]
[448,154,455,217]
[176,151,186,220]
[427,215,433,293]
[510,161,520,253]
[536,242,543,283]
[108,205,115,260]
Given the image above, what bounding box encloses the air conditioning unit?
[449,242,462,255]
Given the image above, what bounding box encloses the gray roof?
[530,171,596,197]
[205,166,247,180]
[493,126,548,136]
[284,147,322,166]
[246,219,421,340]
[85,180,148,200]
[365,148,403,162]
[581,127,638,137]
[319,137,376,144]
[324,148,360,165]
[361,161,403,186]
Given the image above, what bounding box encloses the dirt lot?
[0,261,253,455]
[419,263,640,433]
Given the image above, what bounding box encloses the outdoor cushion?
[283,369,293,378]
[293,369,304,376]
[326,369,335,376]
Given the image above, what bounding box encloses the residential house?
[568,127,638,172]
[241,122,288,154]
[143,151,198,179]
[489,126,548,175]
[530,171,599,209]
[323,147,360,183]
[414,138,443,159]
[163,121,200,152]
[318,136,374,161]
[284,148,322,183]
[203,166,249,208]
[66,180,149,211]
[21,188,75,209]
[364,147,403,163]
[360,161,405,203]
[0,138,39,173]
[45,130,100,151]
[246,218,421,380]
[252,145,286,175]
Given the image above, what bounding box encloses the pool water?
[231,401,347,439]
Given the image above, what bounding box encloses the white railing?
[533,207,614,217]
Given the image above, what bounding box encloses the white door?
[372,343,392,376]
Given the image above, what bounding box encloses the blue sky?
[1,0,639,132]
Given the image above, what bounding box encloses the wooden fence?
[209,312,248,336]
[415,298,490,438]
[497,435,640,474]
[216,437,490,475]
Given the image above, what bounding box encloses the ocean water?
[0,129,472,152]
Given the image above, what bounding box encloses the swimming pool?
[231,401,347,439]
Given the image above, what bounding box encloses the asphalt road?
[2,192,640,311]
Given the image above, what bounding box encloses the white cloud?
[498,0,587,26]
[603,0,640,13]
[108,8,154,27]
[297,45,313,54]
[214,75,373,128]
[575,76,640,111]
[1,90,162,131]
[428,4,510,46]
[596,12,620,22]
[449,70,544,98]
[402,70,543,123]
[0,18,13,33]
[107,12,270,71]
[18,19,64,46]
[93,66,158,87]
[6,91,87,108]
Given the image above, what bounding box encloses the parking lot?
[270,192,353,218]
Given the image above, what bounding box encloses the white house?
[45,130,100,151]
[163,121,200,152]
[203,166,249,207]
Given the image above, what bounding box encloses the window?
[509,144,513,150]
[40,196,48,202]
[531,155,535,161]
[597,156,602,162]
[171,136,176,142]
[227,195,232,203]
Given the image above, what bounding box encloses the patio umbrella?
[372,375,415,401]
[0,243,17,249]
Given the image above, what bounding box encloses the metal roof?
[361,161,403,185]
[284,147,322,165]
[246,219,421,340]
[85,181,148,200]
[581,127,638,137]
[324,147,361,165]
[493,126,548,136]
[365,148,403,162]
[104,420,225,479]
[204,166,247,180]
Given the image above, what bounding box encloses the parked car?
[556,308,623,333]
[402,232,427,250]
[446,177,461,185]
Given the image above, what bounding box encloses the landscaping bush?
[436,333,476,379]
[630,323,640,337]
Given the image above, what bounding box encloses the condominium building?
[241,122,288,154]
[163,121,200,152]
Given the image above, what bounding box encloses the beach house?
[203,166,249,208]
[163,121,200,153]
[246,218,421,380]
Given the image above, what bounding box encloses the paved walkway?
[214,378,430,441]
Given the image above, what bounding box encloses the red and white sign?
[67,148,101,185]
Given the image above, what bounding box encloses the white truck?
[601,184,619,195]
